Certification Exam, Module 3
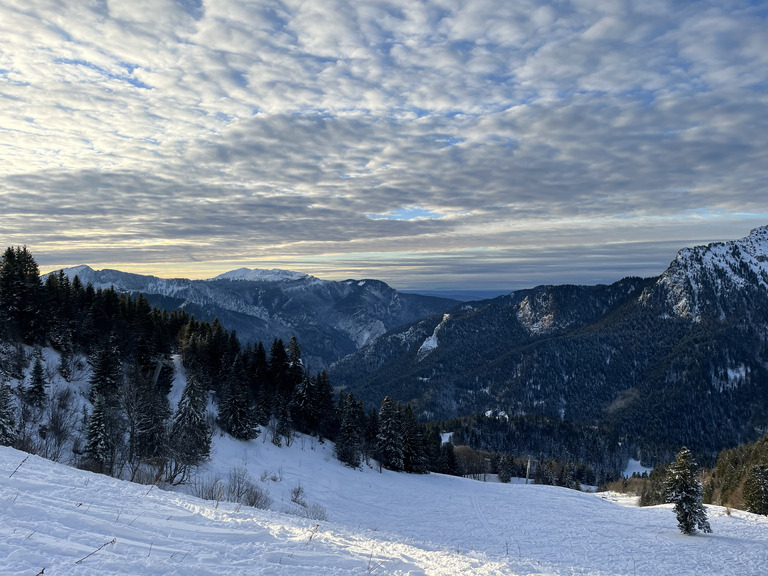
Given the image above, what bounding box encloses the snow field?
[1,445,508,575]
[3,434,768,576]
[3,348,768,575]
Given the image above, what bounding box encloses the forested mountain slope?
[56,266,457,370]
[331,226,768,463]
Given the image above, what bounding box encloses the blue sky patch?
[367,207,444,221]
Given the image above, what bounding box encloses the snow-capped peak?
[58,264,96,279]
[211,267,311,282]
[641,224,768,320]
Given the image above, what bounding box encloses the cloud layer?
[1,0,766,289]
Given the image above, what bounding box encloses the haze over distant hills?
[400,288,511,302]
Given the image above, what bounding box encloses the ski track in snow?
[2,441,768,575]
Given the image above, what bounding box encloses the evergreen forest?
[0,247,465,482]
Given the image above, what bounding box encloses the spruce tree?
[665,447,712,535]
[401,404,428,473]
[497,454,515,483]
[377,396,404,471]
[169,369,211,475]
[88,334,122,402]
[268,338,289,401]
[58,339,77,382]
[272,397,293,446]
[16,352,47,451]
[217,357,260,440]
[363,408,379,463]
[292,371,316,434]
[0,383,17,446]
[439,442,460,476]
[124,361,171,478]
[0,246,43,343]
[313,370,336,440]
[24,354,48,409]
[254,386,272,427]
[286,336,304,398]
[336,392,363,468]
[84,392,116,475]
[246,341,269,419]
[422,425,443,472]
[743,465,768,515]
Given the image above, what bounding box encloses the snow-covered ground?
[3,436,767,576]
[3,349,767,575]
[623,458,653,478]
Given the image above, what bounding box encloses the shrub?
[191,467,272,510]
[290,483,307,507]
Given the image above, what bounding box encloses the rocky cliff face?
[641,225,768,321]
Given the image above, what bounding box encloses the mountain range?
[57,265,456,370]
[57,226,768,461]
[330,226,768,461]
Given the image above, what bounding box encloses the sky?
[1,0,767,292]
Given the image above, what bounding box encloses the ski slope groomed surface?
[2,438,767,575]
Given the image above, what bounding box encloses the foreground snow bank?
[2,440,768,575]
[1,446,506,576]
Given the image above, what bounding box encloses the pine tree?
[217,357,260,440]
[0,383,17,446]
[84,392,116,475]
[401,404,428,473]
[24,354,48,409]
[88,334,122,402]
[666,447,712,535]
[168,369,211,477]
[439,442,460,476]
[336,392,363,468]
[377,396,404,471]
[743,465,768,515]
[0,246,43,343]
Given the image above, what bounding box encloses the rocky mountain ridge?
[55,265,457,370]
[330,226,768,462]
[641,225,768,321]
[50,227,768,461]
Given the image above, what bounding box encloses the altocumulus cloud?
[0,0,767,289]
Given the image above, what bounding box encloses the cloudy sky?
[1,0,767,291]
